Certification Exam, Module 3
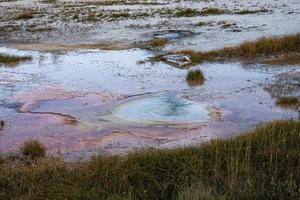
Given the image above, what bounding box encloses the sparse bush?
[186,69,205,86]
[20,139,46,159]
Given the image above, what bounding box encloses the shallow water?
[112,94,215,124]
[0,47,299,158]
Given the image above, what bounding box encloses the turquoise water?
[112,94,212,124]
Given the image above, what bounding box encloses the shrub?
[186,69,205,86]
[20,139,46,159]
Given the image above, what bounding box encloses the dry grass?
[15,11,34,20]
[235,9,269,15]
[0,54,32,66]
[0,120,4,130]
[276,96,299,108]
[149,38,168,48]
[175,8,226,17]
[1,120,299,199]
[175,8,199,17]
[20,139,46,159]
[186,69,205,86]
[200,7,226,16]
[179,33,300,64]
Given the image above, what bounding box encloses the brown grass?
[276,96,299,108]
[180,33,300,64]
[0,54,32,66]
[16,11,34,20]
[186,69,205,86]
[149,38,168,48]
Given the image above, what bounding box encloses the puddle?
[0,47,299,159]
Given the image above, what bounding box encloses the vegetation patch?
[0,121,300,199]
[195,21,209,27]
[200,7,227,16]
[175,8,227,17]
[179,33,300,64]
[111,12,130,18]
[149,38,168,48]
[276,96,299,108]
[15,11,34,20]
[0,120,4,130]
[235,9,269,15]
[186,69,205,86]
[0,54,32,66]
[20,139,46,159]
[175,8,199,17]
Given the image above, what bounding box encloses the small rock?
[162,54,191,68]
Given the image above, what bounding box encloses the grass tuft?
[0,54,32,66]
[0,120,4,130]
[276,96,299,108]
[149,38,168,48]
[186,69,205,86]
[175,8,199,17]
[200,7,226,16]
[235,9,269,15]
[16,11,34,20]
[20,139,46,159]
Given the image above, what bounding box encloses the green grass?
[0,54,32,65]
[20,139,46,159]
[180,33,300,64]
[276,96,299,108]
[1,120,299,199]
[186,69,205,86]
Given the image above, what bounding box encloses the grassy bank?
[0,120,300,199]
[180,33,300,64]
